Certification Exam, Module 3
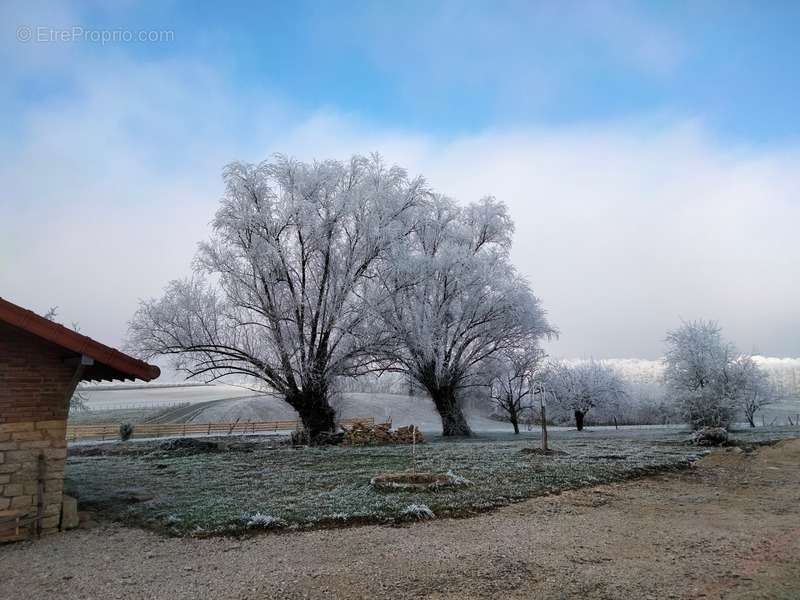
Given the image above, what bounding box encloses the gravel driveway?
[2,439,799,599]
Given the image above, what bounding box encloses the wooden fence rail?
[66,417,375,441]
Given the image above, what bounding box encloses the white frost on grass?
[445,470,473,486]
[245,513,287,529]
[400,503,435,520]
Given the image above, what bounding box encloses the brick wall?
[0,323,77,538]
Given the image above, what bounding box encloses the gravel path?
[2,439,799,599]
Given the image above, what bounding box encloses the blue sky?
[1,1,799,358]
[7,1,800,143]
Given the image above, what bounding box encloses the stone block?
[10,470,36,483]
[60,495,79,530]
[19,440,51,450]
[3,483,23,496]
[10,495,32,508]
[44,502,62,517]
[44,448,67,460]
[12,432,45,442]
[35,420,66,431]
[41,515,60,530]
[42,491,62,505]
[5,450,33,463]
[45,479,63,492]
[0,423,34,434]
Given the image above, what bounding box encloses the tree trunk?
[430,387,472,437]
[508,403,520,434]
[540,402,548,451]
[574,409,585,432]
[747,415,755,428]
[288,385,336,443]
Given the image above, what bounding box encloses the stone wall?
[0,323,76,539]
[0,420,68,535]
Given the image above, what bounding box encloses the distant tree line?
[486,320,782,433]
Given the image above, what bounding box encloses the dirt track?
[2,440,799,599]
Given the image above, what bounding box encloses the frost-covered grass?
[244,513,287,529]
[400,503,435,520]
[67,407,166,425]
[64,428,798,537]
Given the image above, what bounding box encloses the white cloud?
[1,49,798,359]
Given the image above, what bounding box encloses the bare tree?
[488,347,546,434]
[129,155,425,440]
[729,355,775,427]
[545,360,626,431]
[375,195,556,436]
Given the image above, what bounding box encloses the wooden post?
[36,453,45,538]
[411,425,417,475]
[539,388,548,452]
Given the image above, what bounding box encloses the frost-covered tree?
[488,347,546,434]
[128,155,425,440]
[375,195,556,436]
[663,320,738,430]
[545,360,626,431]
[729,355,775,427]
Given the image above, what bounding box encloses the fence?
[66,417,375,441]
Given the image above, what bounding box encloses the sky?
[1,0,799,360]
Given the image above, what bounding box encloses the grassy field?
[68,404,191,425]
[62,427,798,537]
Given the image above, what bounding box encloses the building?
[0,297,159,541]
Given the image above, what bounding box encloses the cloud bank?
[1,6,798,359]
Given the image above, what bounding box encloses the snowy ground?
[76,383,800,434]
[77,386,506,431]
[9,439,800,600]
[63,427,800,537]
[78,384,254,410]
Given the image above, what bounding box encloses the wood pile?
[395,425,424,444]
[342,422,424,446]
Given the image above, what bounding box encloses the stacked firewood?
[342,422,424,446]
[394,425,424,444]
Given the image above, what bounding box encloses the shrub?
[692,427,729,446]
[680,391,735,431]
[119,422,134,441]
[445,470,473,486]
[244,513,287,529]
[399,504,435,521]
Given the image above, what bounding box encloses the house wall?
[0,323,76,538]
